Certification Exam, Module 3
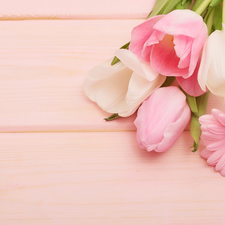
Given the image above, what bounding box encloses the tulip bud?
[134,86,191,152]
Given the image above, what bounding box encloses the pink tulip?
[129,10,207,79]
[199,106,225,176]
[134,86,191,152]
[176,58,206,97]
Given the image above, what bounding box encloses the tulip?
[134,86,191,152]
[176,58,206,97]
[200,106,225,176]
[198,27,225,97]
[84,49,166,117]
[129,9,207,79]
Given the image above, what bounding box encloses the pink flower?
[176,58,206,97]
[200,107,225,176]
[129,10,208,79]
[134,86,191,152]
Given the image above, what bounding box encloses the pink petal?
[176,59,206,96]
[156,104,191,152]
[150,34,188,76]
[206,139,225,151]
[207,148,225,166]
[129,15,164,62]
[201,149,213,159]
[208,124,225,135]
[174,35,193,69]
[188,24,208,76]
[219,167,225,176]
[212,109,225,124]
[215,150,225,171]
[199,114,217,126]
[153,10,206,38]
[219,114,225,126]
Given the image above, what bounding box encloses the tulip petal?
[176,59,206,97]
[94,68,132,113]
[129,15,164,62]
[206,31,225,96]
[150,34,188,77]
[173,35,193,69]
[115,49,158,81]
[84,58,130,101]
[153,10,206,38]
[156,104,191,152]
[119,72,166,117]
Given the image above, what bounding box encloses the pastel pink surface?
[0,20,223,132]
[1,132,225,224]
[1,4,225,224]
[0,0,155,19]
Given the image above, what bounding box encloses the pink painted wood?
[0,0,156,20]
[1,132,225,224]
[0,20,224,132]
[0,1,225,223]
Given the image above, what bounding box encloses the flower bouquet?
[84,0,225,176]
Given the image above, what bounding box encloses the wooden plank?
[0,131,225,224]
[0,0,155,20]
[0,20,224,132]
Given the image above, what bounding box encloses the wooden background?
[0,1,225,224]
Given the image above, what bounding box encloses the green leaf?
[111,42,130,66]
[189,92,210,152]
[213,4,222,30]
[161,0,181,14]
[161,76,175,87]
[175,0,192,9]
[184,93,198,115]
[209,0,222,7]
[182,0,187,5]
[196,92,210,117]
[191,0,203,11]
[147,0,171,18]
[104,113,120,121]
[206,7,215,34]
[190,113,201,152]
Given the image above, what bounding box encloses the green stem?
[223,0,225,24]
[195,0,213,14]
[207,7,216,34]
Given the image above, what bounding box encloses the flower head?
[200,106,225,176]
[198,26,225,97]
[134,86,191,152]
[129,9,208,79]
[84,49,165,117]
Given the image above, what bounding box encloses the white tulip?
[84,49,166,117]
[198,27,225,97]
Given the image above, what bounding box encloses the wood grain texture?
[0,0,155,20]
[0,20,224,132]
[0,132,225,225]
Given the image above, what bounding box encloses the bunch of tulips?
[84,0,225,176]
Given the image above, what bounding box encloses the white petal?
[206,31,225,97]
[119,73,166,117]
[198,36,212,92]
[84,57,129,101]
[115,49,158,81]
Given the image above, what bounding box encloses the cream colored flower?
[84,49,166,117]
[198,27,225,97]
